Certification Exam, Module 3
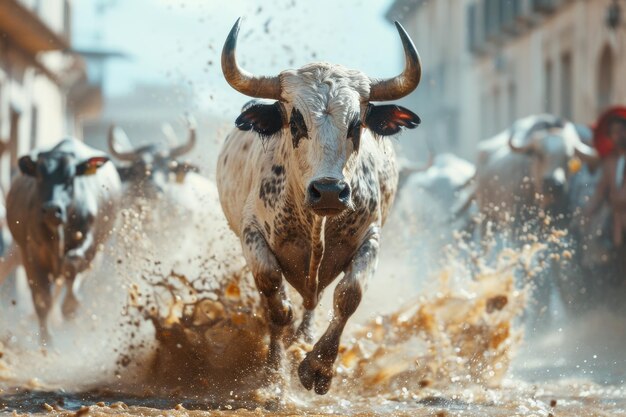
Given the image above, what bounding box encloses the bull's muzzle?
[42,202,65,227]
[307,178,351,216]
[542,177,565,197]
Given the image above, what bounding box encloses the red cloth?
[593,106,626,158]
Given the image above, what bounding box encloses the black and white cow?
[217,19,422,394]
[6,139,121,344]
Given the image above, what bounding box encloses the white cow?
[216,19,422,394]
[476,114,598,232]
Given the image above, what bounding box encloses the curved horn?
[107,125,136,161]
[221,18,282,100]
[508,128,535,154]
[369,21,422,102]
[574,140,600,165]
[169,118,197,158]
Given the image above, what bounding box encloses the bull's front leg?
[242,224,293,371]
[23,254,53,346]
[61,230,95,318]
[298,231,379,395]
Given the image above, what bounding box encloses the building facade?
[387,0,626,160]
[0,0,99,192]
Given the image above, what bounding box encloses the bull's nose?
[307,178,351,216]
[42,203,64,226]
[543,178,565,195]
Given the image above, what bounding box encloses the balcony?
[467,0,569,56]
[0,0,69,56]
[532,0,560,14]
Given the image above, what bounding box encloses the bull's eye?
[290,108,308,148]
[347,117,361,153]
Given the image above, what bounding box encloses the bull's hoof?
[61,296,79,319]
[297,351,333,395]
[39,328,52,349]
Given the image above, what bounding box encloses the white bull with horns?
[216,18,423,394]
[475,114,599,231]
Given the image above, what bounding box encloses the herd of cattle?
[395,113,617,321]
[0,20,619,395]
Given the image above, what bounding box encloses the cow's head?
[508,115,598,210]
[18,150,109,230]
[222,18,421,216]
[107,121,198,196]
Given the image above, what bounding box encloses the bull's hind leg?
[242,225,293,370]
[298,234,379,395]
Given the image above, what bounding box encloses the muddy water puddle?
[1,383,625,416]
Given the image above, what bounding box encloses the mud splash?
[0,178,624,416]
[121,240,538,405]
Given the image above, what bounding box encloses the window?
[30,105,38,150]
[494,87,501,134]
[481,91,490,138]
[468,4,478,51]
[484,0,500,37]
[597,45,614,113]
[544,60,553,113]
[508,82,517,124]
[63,0,71,39]
[561,52,573,120]
[9,109,20,178]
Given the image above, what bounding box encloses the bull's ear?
[76,156,109,176]
[18,156,37,177]
[365,104,421,136]
[235,101,285,139]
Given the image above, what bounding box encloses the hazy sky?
[72,0,401,117]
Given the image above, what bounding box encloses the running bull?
[217,19,422,394]
[107,120,198,197]
[6,139,121,344]
[475,114,598,230]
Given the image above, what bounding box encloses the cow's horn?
[508,128,535,154]
[169,118,197,158]
[221,18,282,100]
[107,126,136,161]
[369,21,422,102]
[574,140,600,164]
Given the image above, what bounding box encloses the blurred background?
[1,0,624,189]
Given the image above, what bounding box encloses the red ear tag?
[84,157,108,175]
